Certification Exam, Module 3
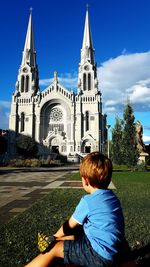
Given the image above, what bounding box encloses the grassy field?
[0,171,149,266]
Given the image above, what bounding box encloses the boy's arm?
[54,217,80,239]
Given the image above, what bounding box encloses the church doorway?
[52,146,59,154]
[85,146,91,153]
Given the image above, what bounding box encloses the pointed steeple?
[81,6,95,65]
[15,9,39,96]
[21,9,36,67]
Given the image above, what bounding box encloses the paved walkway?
[0,166,115,224]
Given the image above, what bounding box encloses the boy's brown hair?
[80,152,112,189]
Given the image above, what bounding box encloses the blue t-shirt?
[72,189,124,261]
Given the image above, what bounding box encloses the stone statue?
[136,120,146,153]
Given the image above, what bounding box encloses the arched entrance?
[81,138,94,153]
[50,137,61,154]
[39,99,72,156]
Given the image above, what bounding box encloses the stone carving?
[136,120,146,153]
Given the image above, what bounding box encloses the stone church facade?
[9,9,107,162]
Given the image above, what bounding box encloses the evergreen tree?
[122,102,139,166]
[112,117,123,164]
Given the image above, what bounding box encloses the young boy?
[25,152,125,267]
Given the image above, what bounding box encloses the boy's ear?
[82,177,89,185]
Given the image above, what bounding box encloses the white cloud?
[129,80,150,103]
[143,135,150,142]
[39,78,53,86]
[97,52,150,144]
[98,51,150,113]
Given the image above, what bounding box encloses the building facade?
[9,9,107,161]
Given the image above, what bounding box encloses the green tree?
[16,135,38,158]
[112,117,123,164]
[122,102,139,166]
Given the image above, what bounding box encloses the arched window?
[21,76,25,92]
[25,76,29,92]
[83,73,86,91]
[21,112,25,132]
[88,73,91,90]
[85,111,89,131]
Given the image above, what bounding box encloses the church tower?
[75,7,104,154]
[9,10,39,138]
[78,7,98,95]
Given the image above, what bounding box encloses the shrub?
[8,158,41,167]
[29,159,41,167]
[9,159,25,167]
[132,163,148,172]
[16,135,38,158]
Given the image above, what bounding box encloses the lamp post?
[106,125,111,158]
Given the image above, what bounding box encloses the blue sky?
[0,0,150,143]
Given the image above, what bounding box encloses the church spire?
[15,9,39,96]
[81,6,95,65]
[21,9,36,67]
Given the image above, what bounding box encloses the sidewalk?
[0,166,79,224]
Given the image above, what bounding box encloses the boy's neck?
[89,186,99,194]
[82,177,107,194]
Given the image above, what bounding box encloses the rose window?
[50,108,63,122]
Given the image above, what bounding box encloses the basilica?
[9,9,107,162]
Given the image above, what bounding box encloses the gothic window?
[25,75,29,92]
[21,112,25,132]
[21,75,25,92]
[88,73,91,90]
[83,73,86,90]
[85,111,89,131]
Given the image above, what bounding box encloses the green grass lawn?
[0,171,150,266]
